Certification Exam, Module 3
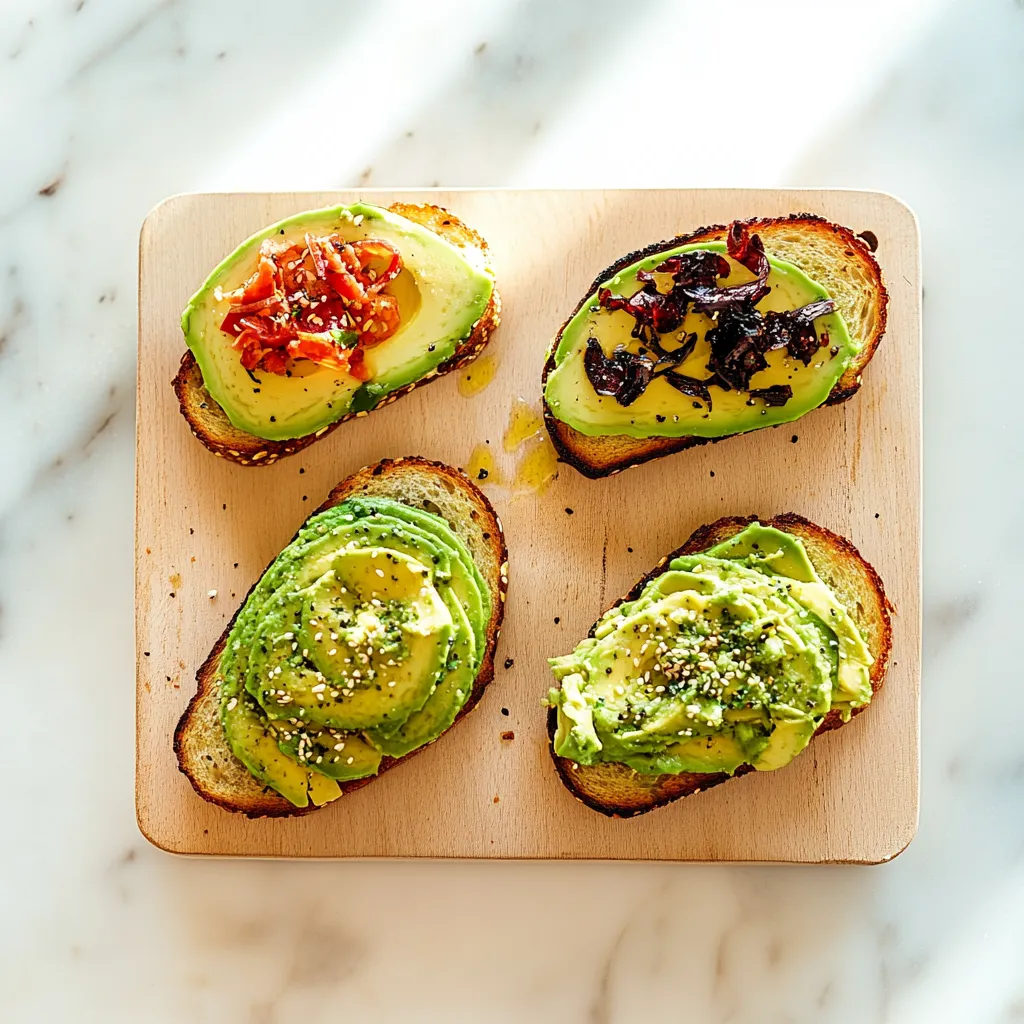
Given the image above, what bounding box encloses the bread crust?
[542,214,888,478]
[172,204,501,467]
[547,513,892,817]
[174,457,509,817]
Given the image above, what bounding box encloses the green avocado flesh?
[218,496,491,807]
[182,203,494,441]
[544,243,857,439]
[548,524,873,776]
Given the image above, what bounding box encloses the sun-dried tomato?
[219,230,405,376]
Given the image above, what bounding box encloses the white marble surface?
[1,0,1023,1019]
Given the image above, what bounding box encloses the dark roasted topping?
[681,223,771,313]
[661,372,713,410]
[749,385,793,406]
[762,299,834,365]
[584,337,654,407]
[584,221,835,410]
[706,306,768,390]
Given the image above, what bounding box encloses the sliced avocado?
[217,497,488,807]
[221,689,341,808]
[368,590,477,758]
[548,523,874,777]
[551,672,602,763]
[332,498,489,652]
[749,705,818,771]
[274,723,383,782]
[182,203,494,441]
[247,550,453,731]
[624,733,748,776]
[544,242,855,439]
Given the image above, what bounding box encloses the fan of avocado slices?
[544,223,856,439]
[181,202,495,442]
[547,523,874,776]
[218,496,491,808]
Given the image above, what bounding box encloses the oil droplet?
[467,443,502,486]
[514,435,558,492]
[457,352,498,397]
[503,398,544,453]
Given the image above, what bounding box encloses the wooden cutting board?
[136,189,920,862]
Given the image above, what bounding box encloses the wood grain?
[136,189,920,862]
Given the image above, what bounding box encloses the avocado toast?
[175,457,508,817]
[547,514,891,817]
[543,215,887,478]
[175,202,501,466]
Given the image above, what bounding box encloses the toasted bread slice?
[173,204,501,467]
[543,214,888,478]
[548,513,892,817]
[174,457,509,817]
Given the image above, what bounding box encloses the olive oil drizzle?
[466,443,502,485]
[503,398,544,452]
[457,352,499,397]
[513,435,558,492]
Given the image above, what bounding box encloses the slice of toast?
[543,214,888,478]
[173,204,501,467]
[174,457,509,817]
[547,513,892,817]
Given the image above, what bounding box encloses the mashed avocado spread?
[548,524,873,775]
[218,496,490,808]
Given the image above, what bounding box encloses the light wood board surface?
[136,189,920,862]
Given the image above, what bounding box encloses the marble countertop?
[2,0,1023,1020]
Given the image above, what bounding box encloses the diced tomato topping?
[218,230,404,377]
[325,268,366,302]
[261,348,290,375]
[353,239,402,290]
[241,255,278,303]
[361,293,400,346]
[288,331,350,373]
[347,347,372,381]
